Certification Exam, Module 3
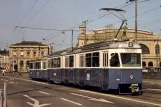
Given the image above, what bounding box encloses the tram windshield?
[120,53,141,67]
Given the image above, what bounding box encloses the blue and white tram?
[29,40,142,94]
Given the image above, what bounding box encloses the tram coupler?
[129,84,140,95]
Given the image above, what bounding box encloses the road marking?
[24,94,51,107]
[79,90,161,107]
[1,79,4,81]
[4,79,8,81]
[144,88,161,92]
[38,91,51,95]
[4,76,49,85]
[27,102,34,106]
[9,81,14,84]
[71,93,92,99]
[71,93,114,104]
[89,98,114,103]
[9,78,14,80]
[1,79,8,81]
[1,78,18,84]
[61,98,82,106]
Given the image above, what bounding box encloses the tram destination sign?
[125,49,137,53]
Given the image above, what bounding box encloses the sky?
[0,0,161,51]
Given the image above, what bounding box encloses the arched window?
[148,61,153,67]
[160,62,161,67]
[142,61,146,67]
[20,60,24,67]
[139,44,150,54]
[26,61,30,67]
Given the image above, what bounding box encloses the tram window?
[51,59,54,68]
[54,58,57,68]
[86,53,91,67]
[29,63,33,69]
[65,57,69,67]
[110,53,120,67]
[58,58,61,67]
[80,55,85,67]
[35,62,41,69]
[92,52,99,67]
[54,58,61,68]
[69,56,74,67]
[121,53,141,67]
[38,62,41,69]
[48,59,51,68]
[33,63,35,69]
[35,62,38,69]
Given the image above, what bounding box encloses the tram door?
[102,52,108,90]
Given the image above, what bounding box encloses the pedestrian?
[19,68,22,76]
[2,68,6,76]
[26,66,29,72]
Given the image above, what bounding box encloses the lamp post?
[128,0,138,42]
[83,21,87,45]
[12,52,15,72]
[135,0,138,42]
[155,38,160,72]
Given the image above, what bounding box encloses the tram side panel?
[108,69,121,90]
[75,69,85,86]
[48,69,62,82]
[75,68,109,89]
[84,68,103,88]
[102,69,109,90]
[61,69,66,83]
[40,70,48,80]
[68,69,76,84]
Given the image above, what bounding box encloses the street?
[0,75,160,107]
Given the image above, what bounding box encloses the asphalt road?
[0,75,161,107]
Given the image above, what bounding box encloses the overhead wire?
[112,5,161,26]
[18,0,40,27]
[16,1,154,34]
[13,0,40,37]
[51,2,134,48]
[14,1,133,44]
[24,0,50,27]
[14,0,50,43]
[140,17,161,29]
[15,0,50,36]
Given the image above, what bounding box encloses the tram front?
[108,41,142,95]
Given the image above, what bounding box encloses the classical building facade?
[0,49,9,71]
[9,41,50,72]
[78,25,161,69]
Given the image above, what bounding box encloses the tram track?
[123,90,161,105]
